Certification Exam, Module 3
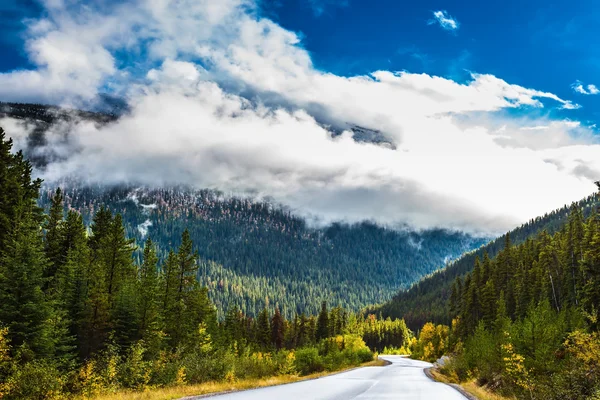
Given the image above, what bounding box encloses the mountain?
[1,102,487,318]
[38,184,485,318]
[374,192,600,330]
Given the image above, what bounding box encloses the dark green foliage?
[137,239,161,348]
[316,301,329,341]
[0,210,52,360]
[0,128,52,360]
[255,308,272,350]
[37,185,485,320]
[421,194,600,399]
[271,307,285,350]
[376,192,600,330]
[44,188,65,284]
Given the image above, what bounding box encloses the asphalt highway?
[203,355,467,400]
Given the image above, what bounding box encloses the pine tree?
[0,128,43,261]
[163,231,204,348]
[161,250,178,313]
[256,307,271,349]
[102,213,136,304]
[0,130,51,359]
[0,213,52,360]
[480,280,496,330]
[137,238,161,343]
[57,211,89,364]
[44,188,66,284]
[316,301,329,341]
[449,277,462,317]
[176,230,197,297]
[89,207,112,260]
[581,211,600,325]
[271,307,285,350]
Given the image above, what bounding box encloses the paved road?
[205,356,467,400]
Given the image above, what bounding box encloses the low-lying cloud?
[0,0,599,236]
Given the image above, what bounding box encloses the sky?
[0,0,599,235]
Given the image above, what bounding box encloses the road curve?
[201,355,467,400]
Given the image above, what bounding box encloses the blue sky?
[2,0,600,123]
[0,0,598,234]
[267,0,600,123]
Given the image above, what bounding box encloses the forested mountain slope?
[38,185,484,318]
[376,192,600,330]
[1,102,487,318]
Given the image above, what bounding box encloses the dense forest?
[376,193,600,330]
[403,191,600,399]
[0,127,414,399]
[35,185,483,320]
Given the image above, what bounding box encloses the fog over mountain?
[0,0,599,235]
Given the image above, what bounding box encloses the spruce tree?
[0,130,51,359]
[0,213,52,360]
[256,307,271,350]
[44,187,65,285]
[138,238,161,343]
[271,307,285,350]
[316,301,329,341]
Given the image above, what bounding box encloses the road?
[203,356,467,400]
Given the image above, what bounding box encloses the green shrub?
[322,350,346,371]
[181,351,230,383]
[118,341,152,389]
[4,360,66,400]
[356,347,374,363]
[294,348,324,375]
[234,351,278,379]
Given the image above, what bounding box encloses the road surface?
[202,355,467,400]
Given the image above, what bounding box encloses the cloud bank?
[0,0,598,235]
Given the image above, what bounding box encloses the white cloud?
[571,80,600,95]
[0,0,596,236]
[429,10,460,31]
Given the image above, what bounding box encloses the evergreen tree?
[316,301,329,341]
[271,307,285,350]
[0,130,51,359]
[102,213,136,303]
[256,307,271,349]
[137,238,161,343]
[0,213,52,360]
[44,188,65,286]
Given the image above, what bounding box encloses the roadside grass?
[429,368,515,400]
[460,381,516,400]
[86,359,387,400]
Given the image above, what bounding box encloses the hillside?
[375,192,600,330]
[38,185,485,318]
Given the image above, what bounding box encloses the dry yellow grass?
[87,359,387,400]
[428,368,515,400]
[460,381,516,400]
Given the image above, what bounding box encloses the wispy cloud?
[308,0,349,17]
[429,10,460,32]
[571,80,599,95]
